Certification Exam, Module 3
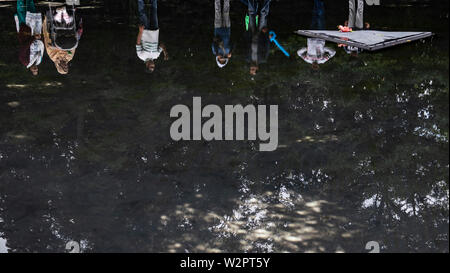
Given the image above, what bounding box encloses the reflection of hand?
[164,54,169,61]
[34,34,41,39]
[139,25,145,32]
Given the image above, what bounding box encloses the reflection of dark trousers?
[348,0,364,29]
[247,0,271,32]
[311,0,325,30]
[138,0,158,30]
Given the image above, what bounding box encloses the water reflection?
[297,0,335,69]
[136,0,168,73]
[0,236,8,253]
[44,3,83,74]
[213,0,232,68]
[348,0,364,30]
[0,0,448,253]
[245,0,271,75]
[16,0,44,76]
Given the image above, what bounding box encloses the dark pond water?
[0,0,448,253]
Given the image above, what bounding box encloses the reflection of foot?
[365,22,370,29]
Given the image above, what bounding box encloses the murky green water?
[0,0,448,253]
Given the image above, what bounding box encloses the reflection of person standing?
[15,0,44,76]
[297,0,335,69]
[136,0,168,73]
[212,0,232,68]
[245,0,271,75]
[348,0,364,29]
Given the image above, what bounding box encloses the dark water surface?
[0,0,448,252]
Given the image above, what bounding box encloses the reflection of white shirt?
[298,38,336,64]
[28,40,44,68]
[136,29,162,61]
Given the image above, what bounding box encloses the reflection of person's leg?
[355,0,364,29]
[223,0,230,28]
[25,0,36,13]
[259,0,271,30]
[215,0,222,28]
[28,0,36,12]
[311,0,325,30]
[248,0,257,33]
[149,0,158,30]
[348,0,355,28]
[17,0,27,24]
[138,0,149,29]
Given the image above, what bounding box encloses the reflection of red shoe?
[338,25,352,32]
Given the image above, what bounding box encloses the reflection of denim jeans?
[246,0,271,32]
[138,0,158,30]
[17,0,36,25]
[311,0,325,30]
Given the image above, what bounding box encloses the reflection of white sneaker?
[62,11,73,24]
[54,10,63,23]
